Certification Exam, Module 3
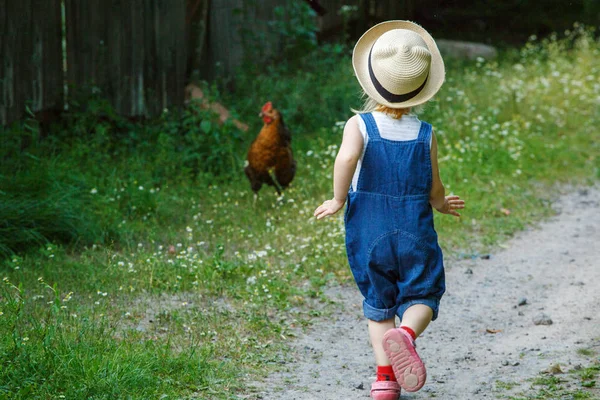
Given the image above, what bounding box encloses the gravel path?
[247,187,600,400]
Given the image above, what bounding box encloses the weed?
[512,362,600,399]
[496,380,519,390]
[578,348,596,356]
[532,375,564,389]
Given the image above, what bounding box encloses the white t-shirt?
[352,112,432,192]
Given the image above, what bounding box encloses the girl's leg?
[381,304,433,393]
[368,318,396,365]
[369,318,402,399]
[399,304,433,338]
[368,303,433,366]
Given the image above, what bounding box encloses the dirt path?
[247,187,600,400]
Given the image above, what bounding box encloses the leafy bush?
[238,0,319,67]
[154,100,244,179]
[267,1,319,64]
[62,88,244,180]
[223,41,358,143]
[0,88,246,256]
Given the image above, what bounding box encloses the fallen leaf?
[486,328,502,334]
[545,364,564,374]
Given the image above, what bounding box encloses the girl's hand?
[314,198,345,220]
[435,195,465,216]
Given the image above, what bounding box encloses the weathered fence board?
[200,0,281,79]
[186,0,210,78]
[373,0,416,21]
[0,0,63,125]
[206,0,243,79]
[65,0,186,117]
[143,0,187,115]
[317,0,358,34]
[1,0,415,126]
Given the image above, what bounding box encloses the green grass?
[506,363,600,399]
[578,348,597,357]
[1,26,600,398]
[496,380,520,390]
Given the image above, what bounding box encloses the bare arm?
[429,130,465,216]
[429,130,446,209]
[314,115,363,219]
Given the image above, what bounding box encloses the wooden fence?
[0,0,63,126]
[0,0,412,126]
[65,0,187,117]
[1,0,188,125]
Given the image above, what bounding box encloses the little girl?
[314,21,465,400]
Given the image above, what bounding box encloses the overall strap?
[359,113,381,140]
[417,121,432,143]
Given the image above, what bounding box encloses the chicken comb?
[262,102,273,112]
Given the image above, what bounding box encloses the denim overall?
[345,113,445,322]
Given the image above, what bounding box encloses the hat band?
[368,47,429,103]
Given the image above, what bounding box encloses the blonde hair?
[351,91,423,119]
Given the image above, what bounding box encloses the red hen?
[245,102,296,196]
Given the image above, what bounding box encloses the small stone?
[502,360,509,366]
[533,313,553,325]
[480,254,491,260]
[355,383,364,390]
[465,268,473,275]
[512,362,520,366]
[518,311,525,316]
[518,298,528,306]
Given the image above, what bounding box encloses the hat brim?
[352,20,445,108]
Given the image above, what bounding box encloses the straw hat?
[352,20,445,108]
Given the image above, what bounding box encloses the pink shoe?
[370,380,401,400]
[382,328,426,392]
